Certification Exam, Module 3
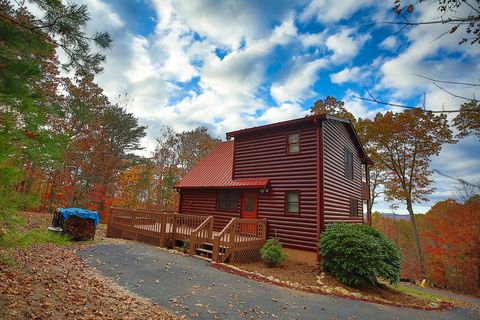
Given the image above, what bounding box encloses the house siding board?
[180,189,238,231]
[323,120,363,224]
[234,124,318,252]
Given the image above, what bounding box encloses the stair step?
[196,248,213,254]
[202,242,228,249]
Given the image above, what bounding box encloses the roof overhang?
[175,178,269,190]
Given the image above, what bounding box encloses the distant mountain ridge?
[381,213,411,220]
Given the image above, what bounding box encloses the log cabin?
[175,114,372,265]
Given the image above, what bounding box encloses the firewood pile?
[63,216,96,240]
[50,208,98,240]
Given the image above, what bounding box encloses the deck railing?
[107,208,267,264]
[188,216,214,255]
[107,207,208,247]
[212,218,267,263]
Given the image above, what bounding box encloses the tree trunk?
[406,198,425,277]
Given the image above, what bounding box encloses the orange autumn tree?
[309,96,357,123]
[368,109,456,276]
[423,197,480,293]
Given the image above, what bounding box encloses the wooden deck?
[106,207,267,263]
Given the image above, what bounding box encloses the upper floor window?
[286,191,299,214]
[350,198,359,217]
[217,190,238,211]
[344,148,353,180]
[287,133,300,154]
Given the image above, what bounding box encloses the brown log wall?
[234,123,318,251]
[323,120,364,224]
[179,189,238,231]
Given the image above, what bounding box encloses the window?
[286,191,299,214]
[287,133,300,154]
[344,148,354,180]
[350,198,358,217]
[217,191,238,211]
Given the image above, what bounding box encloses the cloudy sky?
[70,0,479,214]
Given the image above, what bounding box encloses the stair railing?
[212,218,238,262]
[188,216,214,255]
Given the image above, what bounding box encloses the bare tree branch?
[354,88,480,113]
[414,73,480,87]
[372,18,475,28]
[432,169,478,187]
[433,82,478,101]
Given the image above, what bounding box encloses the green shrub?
[319,223,401,287]
[260,238,287,267]
[182,240,190,253]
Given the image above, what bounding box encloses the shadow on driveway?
[77,243,479,320]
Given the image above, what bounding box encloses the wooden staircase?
[194,242,227,261]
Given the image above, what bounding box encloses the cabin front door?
[241,192,258,220]
[241,192,258,234]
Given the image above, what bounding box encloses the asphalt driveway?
[77,243,479,320]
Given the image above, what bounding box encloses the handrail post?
[230,218,236,249]
[106,207,114,237]
[159,213,166,247]
[131,209,137,240]
[188,231,196,256]
[171,214,177,244]
[209,216,214,240]
[212,235,220,262]
[262,218,267,239]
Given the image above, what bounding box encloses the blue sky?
[69,0,479,214]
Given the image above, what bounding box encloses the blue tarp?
[58,208,100,226]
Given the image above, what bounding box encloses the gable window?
[217,191,238,211]
[286,191,299,214]
[350,198,358,217]
[287,133,300,154]
[344,148,354,180]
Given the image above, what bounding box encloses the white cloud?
[330,66,361,84]
[83,0,124,28]
[154,0,298,49]
[326,28,371,63]
[300,0,375,23]
[300,32,326,48]
[258,103,307,124]
[270,58,328,104]
[379,36,398,51]
[200,16,298,101]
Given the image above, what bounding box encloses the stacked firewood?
[63,216,96,240]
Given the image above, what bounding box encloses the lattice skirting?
[231,248,262,264]
[137,233,161,246]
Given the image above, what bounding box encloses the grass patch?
[0,229,71,248]
[0,252,16,266]
[392,285,445,301]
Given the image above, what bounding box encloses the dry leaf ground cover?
[0,212,178,320]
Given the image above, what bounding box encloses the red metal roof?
[175,141,269,189]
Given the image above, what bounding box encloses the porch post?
[159,213,166,247]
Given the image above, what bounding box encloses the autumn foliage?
[373,196,480,294]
